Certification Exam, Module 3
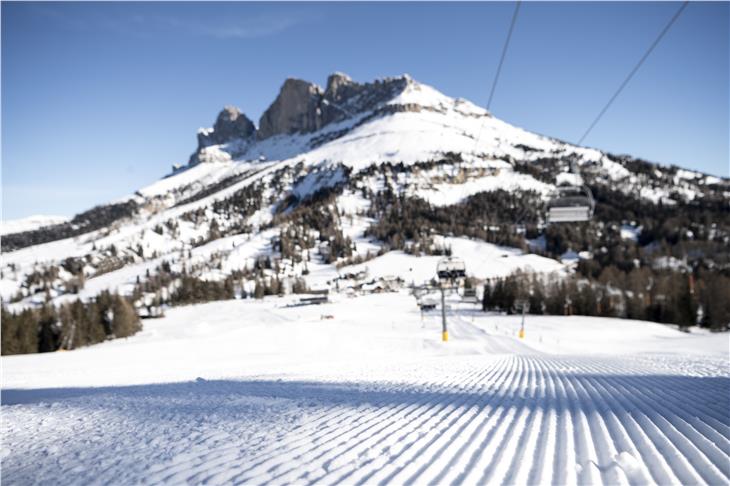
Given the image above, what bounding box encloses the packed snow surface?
[2,293,728,485]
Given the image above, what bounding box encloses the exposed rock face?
[188,73,416,163]
[258,79,325,140]
[257,73,413,140]
[189,106,255,165]
[320,73,364,126]
[325,72,358,102]
[197,106,255,149]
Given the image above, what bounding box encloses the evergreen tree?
[675,274,697,328]
[254,279,265,299]
[111,295,141,338]
[482,281,493,311]
[37,305,59,353]
[1,308,38,355]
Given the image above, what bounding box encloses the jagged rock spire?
[197,106,255,149]
[257,78,324,140]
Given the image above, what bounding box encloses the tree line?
[482,269,729,330]
[2,200,139,252]
[2,291,140,355]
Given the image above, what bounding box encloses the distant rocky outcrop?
[325,73,359,102]
[188,73,416,164]
[324,74,412,120]
[257,73,413,140]
[189,107,255,164]
[198,106,255,148]
[258,79,324,139]
[320,73,365,125]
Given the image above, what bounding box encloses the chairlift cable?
[487,1,522,111]
[471,1,522,159]
[469,1,527,236]
[577,1,689,145]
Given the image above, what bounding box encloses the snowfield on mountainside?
[2,293,728,485]
[2,74,725,309]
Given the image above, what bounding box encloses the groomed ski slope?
[2,293,728,485]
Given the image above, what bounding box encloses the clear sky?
[2,1,728,220]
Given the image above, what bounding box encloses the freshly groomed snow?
[2,293,728,485]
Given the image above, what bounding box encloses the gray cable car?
[547,185,595,223]
[437,257,466,280]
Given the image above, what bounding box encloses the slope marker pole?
[441,286,448,342]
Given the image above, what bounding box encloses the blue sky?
[2,1,728,220]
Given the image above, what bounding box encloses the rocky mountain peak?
[324,72,358,102]
[257,73,415,140]
[257,78,325,140]
[197,106,255,149]
[189,106,256,164]
[188,73,420,162]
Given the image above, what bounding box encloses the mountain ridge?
[2,72,729,348]
[189,73,416,165]
[3,72,727,252]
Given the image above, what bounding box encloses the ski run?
[2,293,728,485]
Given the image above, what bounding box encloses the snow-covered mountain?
[1,73,728,330]
[1,215,69,236]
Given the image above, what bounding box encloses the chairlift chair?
[547,185,595,223]
[461,287,478,303]
[419,298,438,311]
[437,257,466,280]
